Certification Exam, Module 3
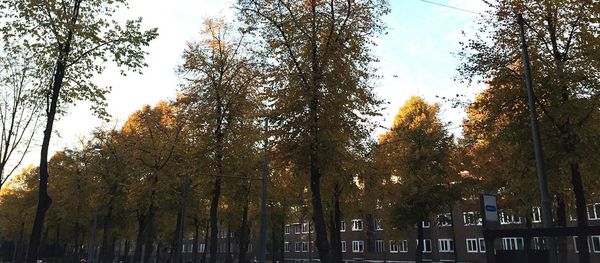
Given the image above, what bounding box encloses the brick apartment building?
[283,201,600,263]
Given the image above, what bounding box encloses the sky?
[19,0,488,173]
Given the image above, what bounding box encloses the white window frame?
[302,223,309,233]
[437,213,452,227]
[389,240,398,253]
[479,238,486,253]
[591,236,600,253]
[351,219,363,231]
[463,211,482,226]
[284,242,290,252]
[466,239,478,253]
[374,218,383,231]
[302,241,309,252]
[417,239,432,253]
[588,203,600,220]
[438,239,454,253]
[295,242,301,252]
[352,240,364,253]
[294,224,301,234]
[499,211,522,225]
[375,240,385,253]
[574,236,592,253]
[285,225,290,234]
[532,207,542,223]
[341,241,347,253]
[340,220,346,232]
[532,237,546,250]
[422,221,430,228]
[399,240,408,253]
[502,237,524,250]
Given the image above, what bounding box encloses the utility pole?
[259,119,269,263]
[517,14,556,263]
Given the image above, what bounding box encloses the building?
[284,201,600,263]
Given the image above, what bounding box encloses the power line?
[419,0,481,15]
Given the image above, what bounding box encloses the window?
[532,237,546,250]
[588,203,600,220]
[422,221,430,228]
[438,239,454,252]
[399,240,408,252]
[285,225,290,234]
[352,241,364,252]
[375,240,385,253]
[302,223,309,233]
[295,242,301,252]
[417,239,432,253]
[340,220,346,232]
[463,212,482,226]
[351,219,363,231]
[284,242,290,252]
[374,219,383,231]
[479,238,486,252]
[389,241,399,253]
[532,207,542,223]
[437,213,452,227]
[500,211,522,225]
[502,237,524,250]
[341,241,347,253]
[294,224,301,234]
[592,236,600,253]
[302,242,309,252]
[466,239,478,253]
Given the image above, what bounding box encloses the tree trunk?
[570,162,589,263]
[556,195,567,263]
[330,184,342,263]
[201,222,209,263]
[208,176,222,263]
[123,240,130,263]
[238,182,251,263]
[133,213,146,263]
[142,205,155,263]
[416,222,423,263]
[193,220,200,263]
[170,209,183,263]
[27,2,82,262]
[226,226,232,263]
[100,205,113,263]
[12,221,24,263]
[308,0,330,260]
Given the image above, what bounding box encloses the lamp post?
[259,119,269,263]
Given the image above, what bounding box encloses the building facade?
[284,202,600,263]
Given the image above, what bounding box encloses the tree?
[121,102,184,263]
[375,96,457,263]
[179,18,261,263]
[0,1,158,261]
[237,1,388,261]
[458,1,599,261]
[0,52,42,191]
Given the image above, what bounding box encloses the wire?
[419,0,481,15]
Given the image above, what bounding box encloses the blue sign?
[485,205,496,212]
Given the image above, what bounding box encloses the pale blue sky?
[24,0,487,171]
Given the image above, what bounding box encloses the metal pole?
[517,14,556,263]
[308,221,312,263]
[259,119,268,263]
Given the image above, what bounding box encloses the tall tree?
[375,96,457,263]
[0,1,157,261]
[179,18,261,263]
[0,52,42,192]
[458,1,599,261]
[237,1,388,261]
